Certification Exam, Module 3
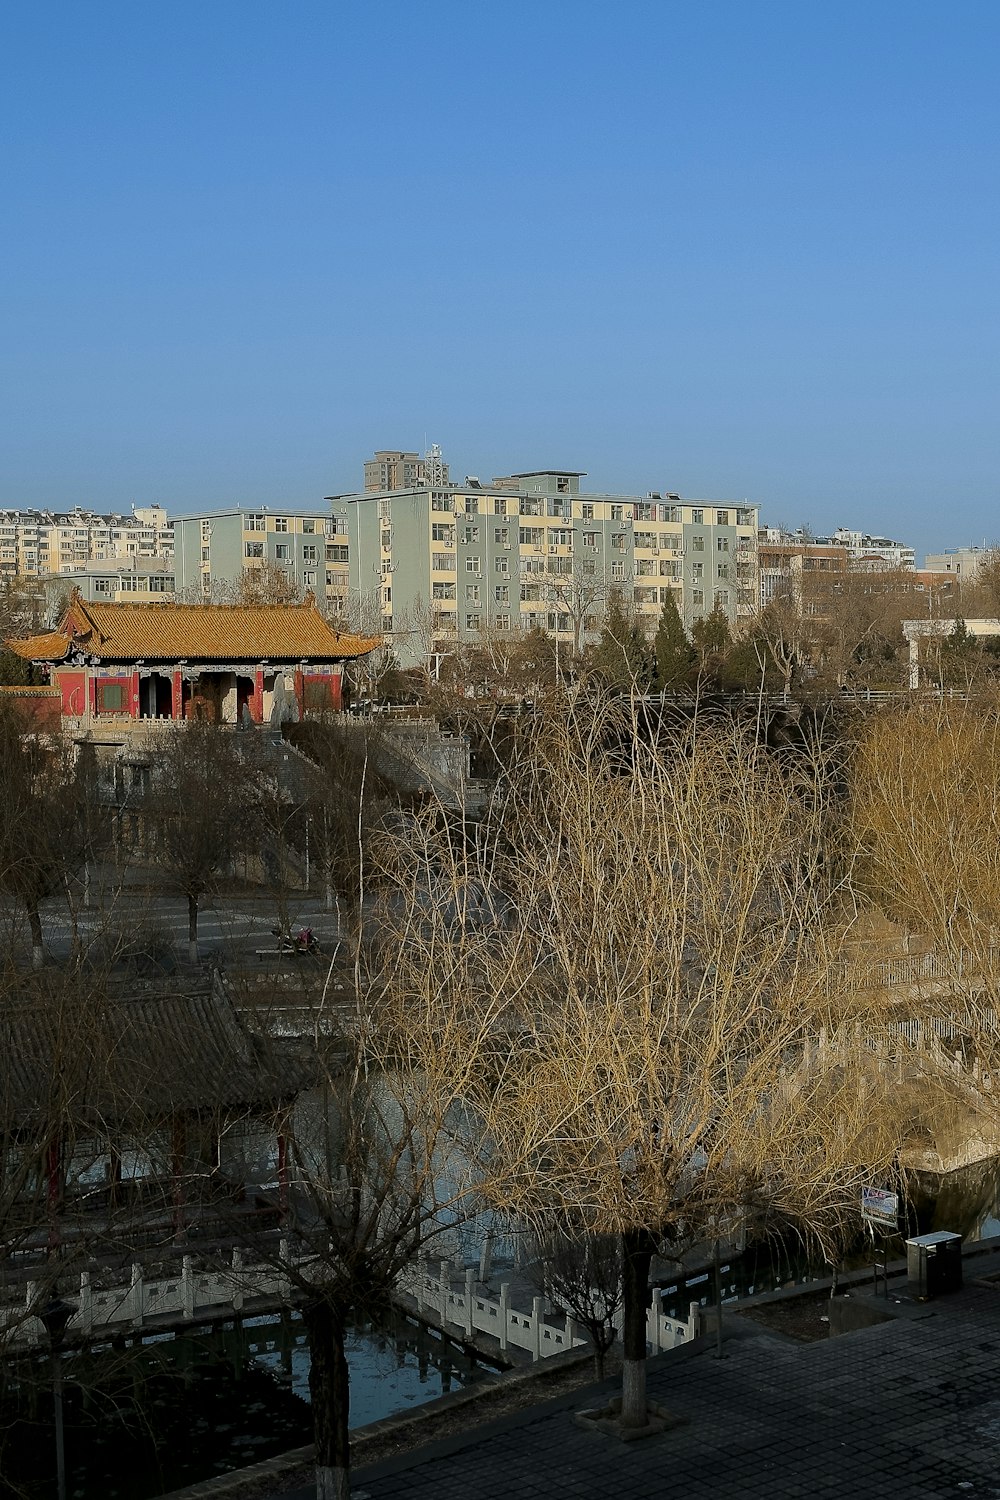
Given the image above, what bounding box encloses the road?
[5,873,347,968]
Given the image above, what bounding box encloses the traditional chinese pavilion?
[6,590,379,726]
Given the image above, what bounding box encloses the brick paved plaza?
[276,1263,1000,1500]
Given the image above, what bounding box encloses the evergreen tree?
[691,599,733,686]
[591,589,654,691]
[652,590,695,690]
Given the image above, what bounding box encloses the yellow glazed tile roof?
[7,593,380,664]
[6,630,72,662]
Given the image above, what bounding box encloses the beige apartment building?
[0,505,172,579]
[337,469,758,666]
[363,444,450,493]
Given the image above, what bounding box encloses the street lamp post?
[37,1296,75,1500]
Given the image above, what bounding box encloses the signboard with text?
[861,1185,899,1228]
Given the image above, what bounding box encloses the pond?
[1,1308,496,1500]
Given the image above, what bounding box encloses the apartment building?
[0,505,172,579]
[757,530,848,609]
[172,507,349,614]
[335,470,758,665]
[363,444,450,493]
[923,546,990,582]
[44,562,176,606]
[829,527,915,571]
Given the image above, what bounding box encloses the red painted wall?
[56,670,87,717]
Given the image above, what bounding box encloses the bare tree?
[383,698,914,1430]
[143,720,254,962]
[0,704,90,968]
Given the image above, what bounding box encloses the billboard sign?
[861,1185,899,1228]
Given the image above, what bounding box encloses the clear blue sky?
[2,2,998,559]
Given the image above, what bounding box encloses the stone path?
[274,1270,1000,1500]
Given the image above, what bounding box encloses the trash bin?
[906,1231,963,1298]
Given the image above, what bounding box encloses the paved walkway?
[276,1267,1000,1500]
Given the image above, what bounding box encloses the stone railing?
[400,1257,701,1361]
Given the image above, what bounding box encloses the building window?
[692,535,705,552]
[581,503,594,520]
[519,527,543,546]
[466,613,481,631]
[692,562,704,579]
[431,495,455,512]
[717,563,730,580]
[611,561,626,580]
[494,498,507,516]
[326,545,348,562]
[93,577,112,594]
[275,543,290,560]
[302,518,315,533]
[611,505,625,521]
[495,556,509,575]
[303,545,318,562]
[304,570,316,587]
[494,527,508,544]
[611,534,627,551]
[97,681,125,713]
[201,547,210,562]
[432,523,454,543]
[465,556,481,575]
[716,510,729,526]
[717,537,729,552]
[246,513,265,530]
[466,584,481,603]
[495,585,509,604]
[463,525,480,544]
[245,541,264,558]
[273,517,288,532]
[692,588,704,607]
[582,532,598,549]
[582,558,597,576]
[495,614,511,631]
[737,507,754,526]
[464,496,479,515]
[380,530,392,549]
[432,552,456,571]
[691,509,704,524]
[519,498,543,517]
[433,582,456,600]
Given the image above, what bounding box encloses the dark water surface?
[1,1309,495,1500]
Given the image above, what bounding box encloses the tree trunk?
[27,899,43,969]
[187,892,199,964]
[620,1228,653,1429]
[303,1297,351,1500]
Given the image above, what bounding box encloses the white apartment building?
[0,505,173,578]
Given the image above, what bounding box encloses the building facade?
[336,470,758,665]
[7,593,378,728]
[0,505,172,579]
[363,445,450,493]
[171,508,349,616]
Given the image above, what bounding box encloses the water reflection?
[1,1308,495,1500]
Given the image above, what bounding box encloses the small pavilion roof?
[6,591,379,665]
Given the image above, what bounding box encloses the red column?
[131,671,140,719]
[252,669,264,723]
[330,670,342,711]
[172,671,183,720]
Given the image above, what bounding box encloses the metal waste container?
[906,1231,963,1298]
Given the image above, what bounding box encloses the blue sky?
[1,1,998,559]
